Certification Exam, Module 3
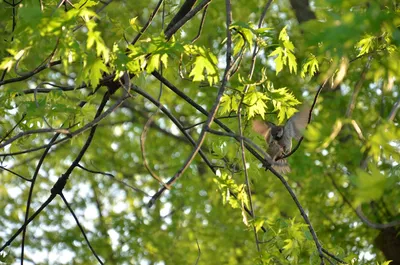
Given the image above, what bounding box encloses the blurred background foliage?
[0,0,399,264]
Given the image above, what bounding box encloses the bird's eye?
[276,128,283,138]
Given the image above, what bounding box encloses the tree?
[0,0,399,264]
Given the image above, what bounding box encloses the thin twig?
[91,183,116,263]
[77,164,150,196]
[72,0,114,32]
[21,133,60,264]
[0,196,54,252]
[184,114,241,130]
[139,102,168,188]
[131,0,164,46]
[0,166,32,182]
[0,60,62,86]
[323,255,335,265]
[355,206,400,229]
[191,5,209,43]
[115,108,188,142]
[328,173,400,229]
[131,85,215,173]
[151,75,272,232]
[321,248,347,264]
[19,82,86,95]
[0,95,130,157]
[4,88,101,169]
[33,82,55,130]
[194,239,201,265]
[388,96,400,121]
[140,34,170,189]
[60,193,104,264]
[14,38,60,77]
[248,0,273,78]
[345,57,372,118]
[0,114,26,145]
[0,118,72,149]
[238,109,260,251]
[165,0,213,40]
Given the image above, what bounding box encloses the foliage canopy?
[0,0,399,264]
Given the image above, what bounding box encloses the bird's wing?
[284,105,310,140]
[252,120,272,141]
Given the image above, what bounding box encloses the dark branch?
[165,0,198,33]
[60,193,104,264]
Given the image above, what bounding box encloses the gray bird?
[252,106,310,173]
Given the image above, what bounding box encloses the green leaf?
[0,57,14,72]
[189,56,207,82]
[230,21,254,50]
[146,54,160,73]
[253,218,265,233]
[355,35,375,56]
[86,20,110,62]
[88,58,109,87]
[269,27,298,74]
[244,90,269,119]
[268,87,300,124]
[220,94,233,115]
[282,239,294,254]
[185,45,219,85]
[269,47,284,74]
[232,36,245,56]
[287,51,297,74]
[353,164,386,205]
[160,54,168,69]
[301,54,319,78]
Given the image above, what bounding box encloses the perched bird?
[252,106,310,173]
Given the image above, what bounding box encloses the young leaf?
[301,54,319,78]
[88,58,109,87]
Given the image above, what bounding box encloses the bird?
[252,105,310,173]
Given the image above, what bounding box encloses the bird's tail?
[272,159,291,174]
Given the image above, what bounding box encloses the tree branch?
[165,0,213,39]
[147,0,232,207]
[60,193,104,264]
